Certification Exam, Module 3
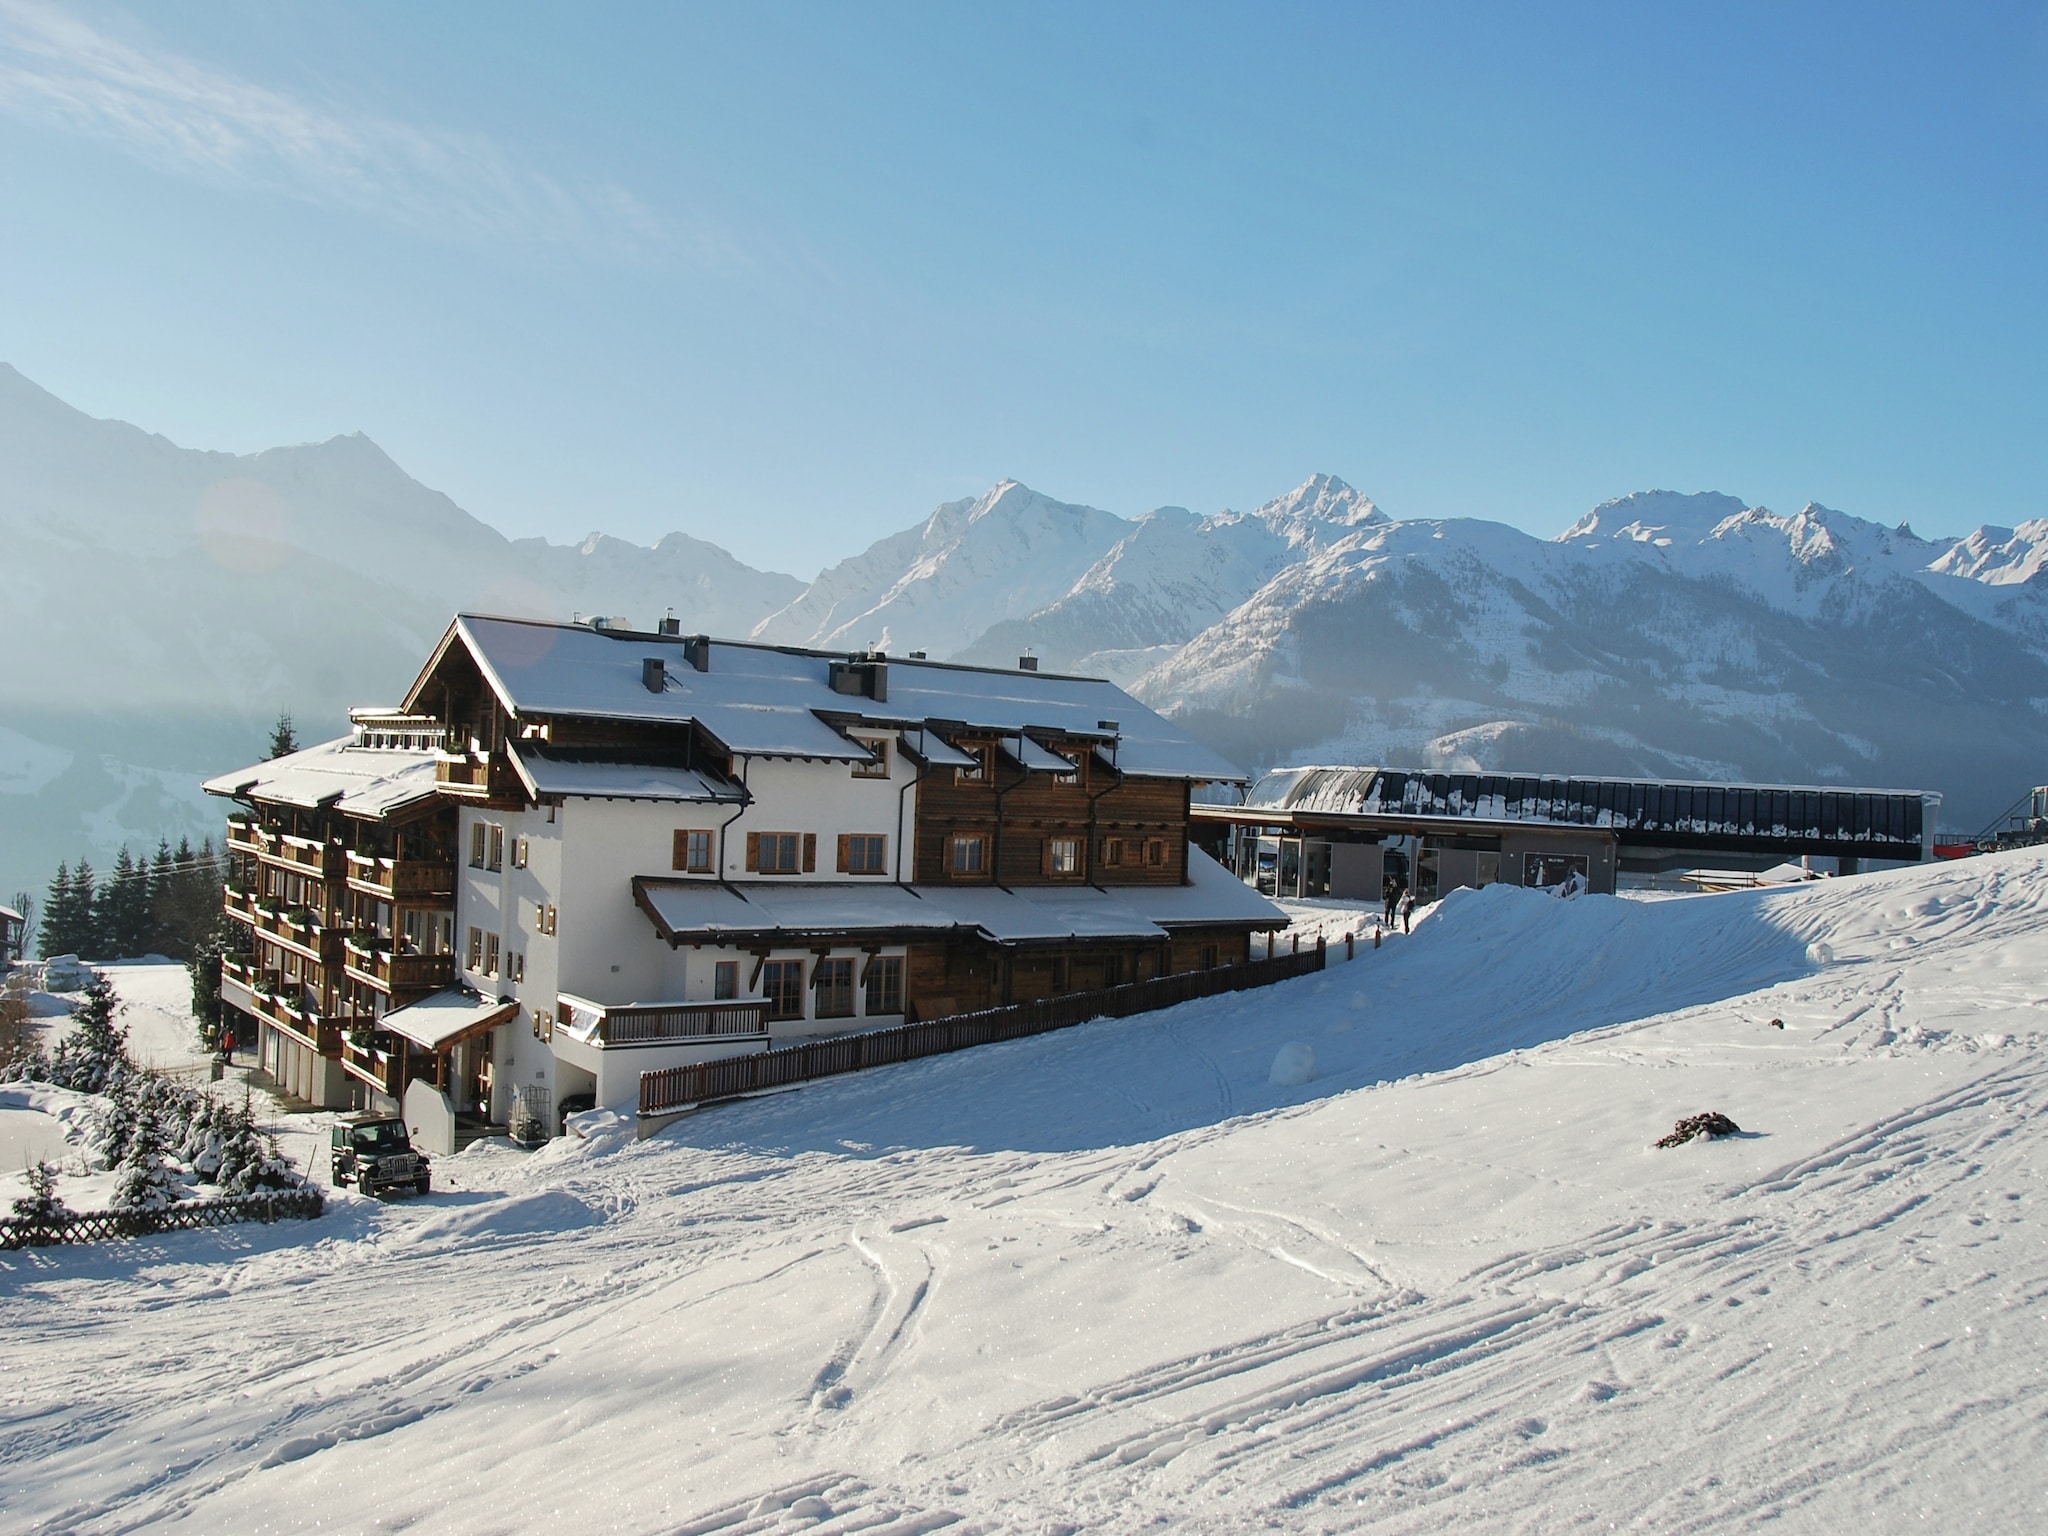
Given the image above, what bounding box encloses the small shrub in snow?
[110,1102,184,1211]
[11,1159,69,1222]
[1654,1111,1742,1148]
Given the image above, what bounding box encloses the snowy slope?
[6,851,2048,1532]
[0,364,802,903]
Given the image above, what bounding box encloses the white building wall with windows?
[449,745,923,1117]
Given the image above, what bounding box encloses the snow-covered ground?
[5,852,2048,1532]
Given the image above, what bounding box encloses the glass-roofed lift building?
[1197,766,1942,903]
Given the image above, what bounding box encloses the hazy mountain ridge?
[0,364,803,902]
[7,357,2044,910]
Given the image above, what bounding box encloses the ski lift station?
[1195,766,1941,902]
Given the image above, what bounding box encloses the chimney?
[642,657,666,693]
[1097,719,1119,733]
[908,650,927,660]
[1018,652,1039,672]
[683,636,710,672]
[657,614,681,636]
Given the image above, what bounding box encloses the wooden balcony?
[557,994,768,1046]
[342,939,455,997]
[249,903,338,965]
[435,754,491,796]
[340,1029,412,1097]
[233,966,342,1057]
[345,850,455,901]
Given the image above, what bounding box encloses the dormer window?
[955,746,989,784]
[850,738,889,779]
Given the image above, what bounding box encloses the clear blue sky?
[2,1,2043,575]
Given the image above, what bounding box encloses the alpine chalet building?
[208,614,1285,1146]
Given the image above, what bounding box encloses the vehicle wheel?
[414,1176,431,1195]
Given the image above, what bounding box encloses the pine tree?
[69,861,100,959]
[269,711,299,759]
[148,839,177,957]
[49,973,126,1094]
[12,1158,68,1222]
[111,1100,182,1212]
[37,861,72,959]
[98,847,151,961]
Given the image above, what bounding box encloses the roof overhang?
[379,988,519,1052]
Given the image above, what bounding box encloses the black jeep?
[330,1113,432,1197]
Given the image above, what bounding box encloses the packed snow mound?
[1267,1041,1318,1086]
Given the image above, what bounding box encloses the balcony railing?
[556,994,768,1046]
[436,754,491,794]
[345,851,455,900]
[343,939,455,995]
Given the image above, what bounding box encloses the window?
[1049,837,1082,876]
[513,836,529,869]
[469,823,486,868]
[814,957,855,1018]
[509,951,524,983]
[851,739,889,778]
[839,833,888,875]
[864,955,903,1016]
[1145,838,1168,868]
[487,824,505,872]
[674,829,714,873]
[713,960,738,1001]
[483,932,500,977]
[955,746,987,784]
[949,834,987,877]
[466,926,484,970]
[537,903,557,937]
[748,832,811,875]
[762,959,805,1021]
[1102,837,1125,868]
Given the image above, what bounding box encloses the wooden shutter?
[803,833,817,872]
[673,830,688,871]
[837,834,851,873]
[745,832,759,872]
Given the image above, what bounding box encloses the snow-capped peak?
[1557,490,1751,546]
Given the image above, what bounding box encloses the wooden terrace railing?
[639,939,1325,1118]
[562,998,770,1046]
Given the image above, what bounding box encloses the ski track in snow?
[5,854,2048,1532]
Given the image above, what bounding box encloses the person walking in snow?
[1399,888,1415,934]
[1383,873,1401,927]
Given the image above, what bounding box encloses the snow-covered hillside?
[6,851,2047,1531]
[1137,491,2048,826]
[0,364,802,901]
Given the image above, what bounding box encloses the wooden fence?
[640,939,1326,1118]
[0,1188,325,1250]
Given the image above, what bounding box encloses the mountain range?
[5,362,2044,908]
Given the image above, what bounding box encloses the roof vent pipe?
[642,657,666,693]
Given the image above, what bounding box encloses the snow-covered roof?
[898,729,977,769]
[379,988,519,1051]
[1007,735,1076,774]
[0,904,22,925]
[507,745,744,804]
[633,857,1286,948]
[409,614,1245,781]
[1233,765,1936,850]
[1125,849,1290,928]
[202,736,441,820]
[635,880,965,946]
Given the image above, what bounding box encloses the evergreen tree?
[69,861,100,958]
[97,847,151,961]
[49,973,126,1094]
[110,1100,182,1211]
[11,1159,68,1223]
[148,839,177,956]
[269,711,298,759]
[37,861,72,959]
